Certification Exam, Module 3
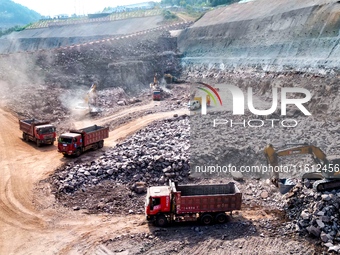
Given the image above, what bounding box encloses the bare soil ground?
[0,102,187,255]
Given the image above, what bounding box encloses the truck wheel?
[201,214,213,225]
[92,143,99,151]
[98,140,104,149]
[36,140,41,147]
[23,133,29,142]
[156,214,168,227]
[215,213,227,224]
[75,149,81,157]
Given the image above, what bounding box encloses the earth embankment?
[178,0,340,72]
[0,16,164,53]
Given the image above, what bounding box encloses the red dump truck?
[152,89,162,101]
[145,181,242,227]
[19,119,56,146]
[57,125,109,157]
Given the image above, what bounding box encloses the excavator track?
[313,179,340,192]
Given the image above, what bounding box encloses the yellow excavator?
[264,143,340,192]
[163,73,183,84]
[84,82,98,113]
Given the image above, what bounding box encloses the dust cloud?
[58,86,91,119]
[0,53,45,109]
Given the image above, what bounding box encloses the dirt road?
[73,101,157,129]
[0,106,188,255]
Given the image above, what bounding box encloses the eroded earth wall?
[0,18,190,92]
[178,0,340,72]
[177,0,340,119]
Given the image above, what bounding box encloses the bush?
[162,10,178,20]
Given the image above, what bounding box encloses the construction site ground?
[0,82,325,255]
[1,3,340,254]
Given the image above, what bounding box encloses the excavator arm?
[264,144,328,187]
[85,83,97,108]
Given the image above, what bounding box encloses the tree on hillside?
[161,0,178,5]
[0,0,40,29]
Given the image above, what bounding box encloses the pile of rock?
[52,115,190,194]
[190,111,340,180]
[284,184,340,253]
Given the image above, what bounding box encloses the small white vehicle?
[188,100,201,110]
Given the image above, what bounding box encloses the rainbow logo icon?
[197,82,223,114]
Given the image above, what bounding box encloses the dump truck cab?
[20,119,56,146]
[152,89,162,101]
[58,133,82,156]
[35,124,56,141]
[145,185,171,219]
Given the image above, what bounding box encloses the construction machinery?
[19,119,56,146]
[264,143,340,192]
[163,73,183,84]
[84,82,99,114]
[152,88,162,101]
[188,95,211,111]
[188,99,201,110]
[145,180,242,227]
[150,73,164,101]
[58,125,109,157]
[195,95,210,107]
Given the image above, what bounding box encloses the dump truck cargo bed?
[145,181,242,226]
[19,119,50,136]
[173,182,242,214]
[69,125,109,147]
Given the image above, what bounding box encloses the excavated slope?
[178,0,340,72]
[0,16,189,91]
[0,16,164,54]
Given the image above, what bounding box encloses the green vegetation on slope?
[162,10,178,20]
[0,23,32,37]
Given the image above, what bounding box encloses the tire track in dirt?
[105,109,189,145]
[73,101,157,129]
[0,110,46,230]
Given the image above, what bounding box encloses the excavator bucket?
[278,178,295,194]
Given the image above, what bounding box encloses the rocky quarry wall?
[0,17,189,93]
[178,0,340,73]
[179,0,340,178]
[178,0,340,119]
